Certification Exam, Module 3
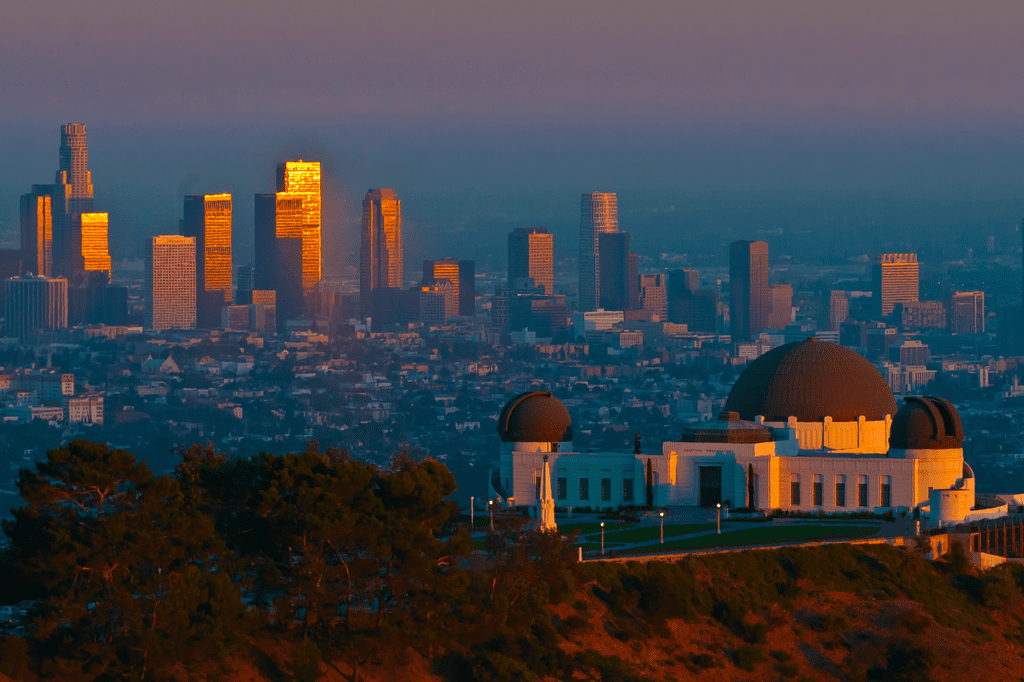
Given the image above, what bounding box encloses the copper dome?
[724,339,897,422]
[889,396,964,450]
[498,391,573,443]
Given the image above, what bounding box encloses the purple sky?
[2,1,1024,270]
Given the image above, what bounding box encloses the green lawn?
[556,521,637,535]
[615,524,880,555]
[585,523,716,543]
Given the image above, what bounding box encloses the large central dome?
[724,339,897,422]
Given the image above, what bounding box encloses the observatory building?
[492,339,993,528]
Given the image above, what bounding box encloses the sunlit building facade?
[58,123,94,214]
[360,189,403,318]
[19,191,52,277]
[508,227,554,296]
[873,253,919,318]
[579,192,619,311]
[730,240,770,340]
[146,235,196,331]
[183,194,232,327]
[255,193,304,328]
[276,161,321,295]
[70,212,111,281]
[423,258,467,317]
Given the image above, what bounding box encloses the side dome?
[724,338,897,422]
[498,391,573,443]
[889,396,964,450]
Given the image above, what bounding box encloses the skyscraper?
[57,123,94,214]
[5,275,68,338]
[598,232,631,311]
[819,290,849,332]
[729,240,770,340]
[950,291,985,335]
[422,258,475,317]
[360,189,403,317]
[579,192,618,311]
[458,260,475,317]
[872,253,919,318]
[768,284,794,329]
[20,191,52,277]
[146,235,196,331]
[508,227,553,295]
[255,192,304,327]
[183,194,232,328]
[639,273,667,321]
[276,161,321,295]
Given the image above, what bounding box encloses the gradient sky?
[2,0,1024,274]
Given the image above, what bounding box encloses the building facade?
[183,194,232,328]
[873,253,919,318]
[508,227,553,296]
[255,192,304,327]
[147,235,196,331]
[639,273,667,322]
[4,275,67,338]
[360,189,403,317]
[578,192,618,312]
[276,161,321,295]
[598,232,633,312]
[950,291,985,335]
[729,240,769,340]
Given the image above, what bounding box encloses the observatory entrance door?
[698,466,722,507]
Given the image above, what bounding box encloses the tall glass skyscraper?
[578,192,618,311]
[58,123,94,214]
[183,194,232,328]
[276,161,321,295]
[729,240,770,340]
[147,235,196,331]
[508,227,553,295]
[359,189,403,318]
[254,193,304,328]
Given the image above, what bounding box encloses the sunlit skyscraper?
[508,227,554,296]
[20,191,52,277]
[360,189,403,317]
[579,192,618,312]
[276,161,321,295]
[872,253,919,318]
[58,123,94,214]
[147,235,196,331]
[69,213,110,281]
[183,194,232,328]
[730,240,770,340]
[255,193,304,328]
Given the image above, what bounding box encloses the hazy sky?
[2,0,1024,273]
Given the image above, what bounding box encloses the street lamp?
[660,511,665,544]
[601,522,605,555]
[716,503,721,534]
[488,499,494,530]
[470,496,475,531]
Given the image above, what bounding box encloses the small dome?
[724,338,897,422]
[889,396,964,450]
[680,411,773,444]
[497,391,573,443]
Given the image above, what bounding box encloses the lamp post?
[488,499,494,530]
[660,511,665,544]
[470,496,475,531]
[716,503,721,534]
[601,522,605,555]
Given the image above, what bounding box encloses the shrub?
[290,636,323,682]
[732,645,765,672]
[691,653,716,669]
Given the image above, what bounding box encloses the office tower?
[146,235,196,331]
[20,191,52,276]
[422,258,461,317]
[950,291,985,335]
[768,284,793,329]
[598,232,631,311]
[235,264,254,304]
[419,285,448,326]
[872,253,919,318]
[578,192,618,311]
[680,269,699,293]
[894,301,946,331]
[458,260,475,317]
[508,293,569,338]
[255,192,304,327]
[819,290,849,332]
[360,189,403,317]
[5,275,68,338]
[668,270,700,323]
[276,161,321,296]
[58,123,94,214]
[639,274,667,322]
[508,227,554,296]
[183,194,232,328]
[729,240,770,340]
[72,213,111,280]
[627,253,639,310]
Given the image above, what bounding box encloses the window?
[535,471,541,499]
[579,478,590,501]
[813,474,823,507]
[835,475,846,508]
[601,478,611,502]
[790,474,801,506]
[623,478,634,502]
[557,477,567,500]
[858,475,868,507]
[880,476,892,507]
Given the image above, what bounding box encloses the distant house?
[141,355,181,374]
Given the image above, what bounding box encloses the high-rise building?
[183,194,232,328]
[276,161,321,295]
[146,235,196,331]
[5,275,67,338]
[729,240,770,340]
[598,232,632,311]
[639,273,667,322]
[508,227,554,296]
[872,253,919,318]
[578,192,618,311]
[58,123,94,214]
[458,260,475,317]
[819,290,849,332]
[20,191,52,277]
[422,258,461,317]
[950,291,985,335]
[360,189,403,317]
[768,284,794,329]
[894,301,946,331]
[74,213,111,279]
[255,192,304,327]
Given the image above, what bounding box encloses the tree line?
[0,440,579,681]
